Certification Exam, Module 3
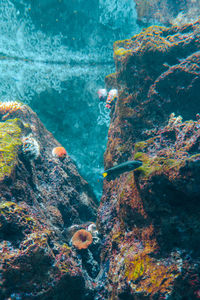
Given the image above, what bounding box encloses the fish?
[102,160,142,181]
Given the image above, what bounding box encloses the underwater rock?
[135,0,200,26]
[1,18,200,300]
[97,21,200,299]
[0,101,98,299]
[104,20,200,167]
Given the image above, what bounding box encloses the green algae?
[114,47,131,57]
[134,151,183,179]
[0,201,36,230]
[0,118,22,180]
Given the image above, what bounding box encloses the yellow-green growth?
[114,47,131,57]
[0,118,22,180]
[134,151,183,179]
[124,252,179,295]
[102,172,108,178]
[0,201,40,232]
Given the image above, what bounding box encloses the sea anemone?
[52,147,67,159]
[106,89,118,109]
[22,136,40,160]
[0,101,24,120]
[98,89,107,101]
[72,229,93,250]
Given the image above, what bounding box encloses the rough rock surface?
[135,0,200,26]
[97,20,200,299]
[0,103,98,299]
[1,19,200,300]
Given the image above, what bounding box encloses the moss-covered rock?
[98,20,200,300]
[0,103,98,299]
[0,119,22,180]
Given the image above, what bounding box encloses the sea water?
[0,0,139,199]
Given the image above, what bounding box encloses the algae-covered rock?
[97,21,200,299]
[104,20,200,167]
[0,201,85,300]
[135,0,200,26]
[0,119,22,181]
[0,101,98,299]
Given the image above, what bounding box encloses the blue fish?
[102,160,142,181]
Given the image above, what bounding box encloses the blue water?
[0,0,139,199]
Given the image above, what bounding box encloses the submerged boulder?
[97,21,200,299]
[105,20,200,167]
[135,0,200,26]
[0,102,98,299]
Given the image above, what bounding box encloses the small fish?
[102,160,142,181]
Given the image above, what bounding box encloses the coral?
[22,135,40,160]
[167,112,183,127]
[72,229,93,250]
[0,101,24,120]
[52,146,67,159]
[114,46,131,57]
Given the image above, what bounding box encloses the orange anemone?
[72,229,93,250]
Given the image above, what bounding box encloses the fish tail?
[102,172,108,178]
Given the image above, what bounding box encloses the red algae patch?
[72,229,93,250]
[52,146,67,158]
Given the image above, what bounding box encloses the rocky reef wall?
[135,0,200,26]
[1,17,200,300]
[0,102,99,299]
[97,20,200,299]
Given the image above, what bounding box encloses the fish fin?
[102,172,108,178]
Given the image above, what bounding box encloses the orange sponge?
[52,147,67,159]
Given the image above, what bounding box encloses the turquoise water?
[0,0,139,199]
